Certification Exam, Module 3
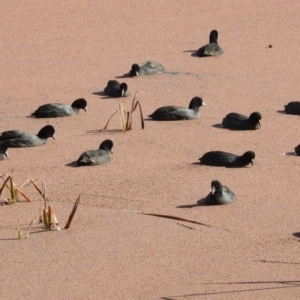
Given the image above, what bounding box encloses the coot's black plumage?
[222,112,261,130]
[0,125,55,148]
[77,139,113,166]
[197,30,224,57]
[284,101,300,115]
[31,98,87,118]
[199,151,255,167]
[0,143,8,161]
[205,180,236,205]
[295,144,300,156]
[104,80,130,97]
[148,97,206,121]
[129,61,165,77]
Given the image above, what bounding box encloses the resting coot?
[77,139,114,166]
[222,112,261,130]
[199,150,255,167]
[104,80,130,97]
[284,102,300,115]
[205,180,236,205]
[129,61,165,77]
[0,125,55,148]
[31,98,87,118]
[148,97,206,121]
[197,30,224,57]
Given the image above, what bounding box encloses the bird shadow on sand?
[65,161,79,168]
[161,279,300,299]
[143,118,183,122]
[277,110,286,114]
[115,73,132,79]
[212,124,247,131]
[212,124,226,129]
[284,152,297,156]
[183,50,198,57]
[176,198,207,209]
[86,129,125,134]
[277,110,300,116]
[92,91,118,99]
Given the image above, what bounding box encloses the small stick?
[64,195,81,229]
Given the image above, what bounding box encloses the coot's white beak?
[202,102,206,106]
[84,107,88,112]
[251,159,255,165]
[110,148,114,154]
[211,186,216,195]
[257,121,261,128]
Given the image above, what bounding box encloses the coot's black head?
[120,83,128,97]
[188,97,206,109]
[99,139,114,154]
[71,98,88,112]
[0,142,8,157]
[130,64,140,77]
[249,112,262,128]
[37,125,55,140]
[242,151,255,165]
[295,144,300,156]
[209,30,219,43]
[211,180,222,194]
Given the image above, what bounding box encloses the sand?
[1,1,300,299]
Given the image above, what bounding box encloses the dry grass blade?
[124,210,217,228]
[126,92,136,130]
[25,220,33,238]
[17,178,31,189]
[101,110,118,131]
[17,220,23,239]
[42,181,46,209]
[134,100,145,129]
[48,205,61,230]
[125,111,130,130]
[118,102,126,132]
[9,176,14,200]
[128,92,144,130]
[0,176,10,197]
[64,195,81,229]
[16,188,32,202]
[138,212,212,227]
[101,91,144,132]
[30,179,44,197]
[43,209,50,229]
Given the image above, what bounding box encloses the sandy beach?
[1,1,300,299]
